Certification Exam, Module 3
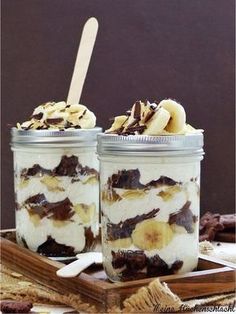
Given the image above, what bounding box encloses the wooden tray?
[1,229,235,310]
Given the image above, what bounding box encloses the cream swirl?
[106,99,202,136]
[17,101,96,130]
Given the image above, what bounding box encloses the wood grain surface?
[1,233,235,310]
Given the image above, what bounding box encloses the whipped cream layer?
[17,101,96,130]
[106,99,202,136]
[14,150,99,256]
[101,157,200,281]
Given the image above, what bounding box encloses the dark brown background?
[1,0,235,228]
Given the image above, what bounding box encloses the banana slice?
[74,203,96,224]
[158,99,186,133]
[106,115,128,133]
[121,189,147,199]
[40,175,65,192]
[108,238,132,248]
[143,107,170,135]
[131,219,173,250]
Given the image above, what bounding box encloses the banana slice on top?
[143,107,170,135]
[158,99,186,133]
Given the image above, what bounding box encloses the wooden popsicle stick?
[67,17,98,105]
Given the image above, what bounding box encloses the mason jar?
[11,127,102,257]
[97,133,204,281]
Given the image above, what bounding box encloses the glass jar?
[11,127,102,257]
[98,134,204,281]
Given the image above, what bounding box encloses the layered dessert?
[100,99,203,281]
[13,101,100,257]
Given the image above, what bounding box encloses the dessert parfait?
[98,99,204,281]
[12,101,102,257]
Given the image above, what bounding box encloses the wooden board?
[1,230,235,310]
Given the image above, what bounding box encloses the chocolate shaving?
[45,117,64,125]
[79,109,87,119]
[144,109,155,123]
[21,237,29,249]
[169,201,197,233]
[133,101,141,120]
[37,236,75,257]
[107,208,160,240]
[31,112,43,120]
[124,125,146,134]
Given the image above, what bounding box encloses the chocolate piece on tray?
[220,214,236,229]
[0,301,33,313]
[107,208,160,240]
[199,211,224,242]
[37,236,75,257]
[169,201,197,233]
[214,231,235,243]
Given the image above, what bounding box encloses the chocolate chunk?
[25,193,47,206]
[111,251,127,268]
[199,211,224,242]
[46,197,75,221]
[109,169,145,189]
[111,250,146,270]
[54,155,79,176]
[21,164,51,178]
[0,301,33,313]
[53,155,98,178]
[147,255,169,277]
[170,260,183,273]
[24,194,75,221]
[31,112,43,120]
[121,269,147,281]
[111,250,183,280]
[107,208,160,240]
[45,117,64,125]
[149,176,179,187]
[37,236,75,257]
[169,201,197,233]
[85,227,101,250]
[214,231,235,243]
